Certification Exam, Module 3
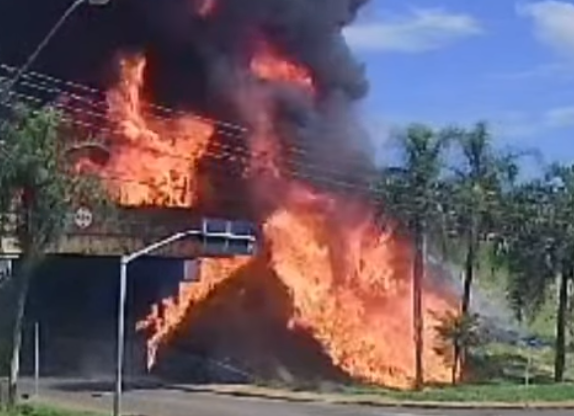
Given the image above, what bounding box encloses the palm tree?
[500,165,574,382]
[541,164,574,381]
[377,123,449,390]
[499,180,554,321]
[442,122,518,382]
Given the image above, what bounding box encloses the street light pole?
[113,257,128,416]
[0,0,111,104]
[112,225,255,416]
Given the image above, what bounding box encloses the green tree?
[500,166,574,382]
[0,105,111,406]
[443,122,518,382]
[497,180,552,322]
[377,123,449,390]
[435,311,484,374]
[537,165,574,382]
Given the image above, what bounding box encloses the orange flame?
[262,182,454,387]
[98,40,457,388]
[137,257,250,369]
[103,54,215,207]
[246,42,453,386]
[250,39,315,93]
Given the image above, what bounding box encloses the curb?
[192,385,574,410]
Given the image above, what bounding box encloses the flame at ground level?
[137,257,250,370]
[264,182,455,387]
[138,180,456,388]
[90,37,457,389]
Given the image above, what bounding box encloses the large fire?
[103,54,216,207]
[83,15,456,389]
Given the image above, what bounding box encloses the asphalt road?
[18,378,572,416]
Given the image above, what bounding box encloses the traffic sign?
[74,206,93,229]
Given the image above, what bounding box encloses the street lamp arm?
[122,230,202,264]
[122,227,256,264]
[1,0,88,103]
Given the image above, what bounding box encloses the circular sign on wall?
[74,206,93,229]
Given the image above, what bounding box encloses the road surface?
[19,378,571,416]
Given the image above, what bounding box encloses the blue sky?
[344,0,574,167]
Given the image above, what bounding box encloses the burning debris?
[0,0,458,388]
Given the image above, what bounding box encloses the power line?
[5,85,376,193]
[11,90,372,183]
[1,98,382,202]
[0,63,369,165]
[0,63,247,135]
[0,64,380,202]
[1,70,312,165]
[0,73,247,146]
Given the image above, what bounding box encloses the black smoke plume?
[0,0,375,205]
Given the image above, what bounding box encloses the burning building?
[1,0,457,388]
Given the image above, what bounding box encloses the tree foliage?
[378,123,449,233]
[377,121,574,388]
[0,104,112,406]
[377,123,450,390]
[444,122,519,243]
[498,164,574,381]
[438,122,523,382]
[0,105,110,252]
[435,311,485,383]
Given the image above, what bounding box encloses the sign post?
[33,322,40,397]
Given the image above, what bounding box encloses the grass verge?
[345,382,574,403]
[0,404,99,416]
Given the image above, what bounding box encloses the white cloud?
[545,106,574,127]
[489,62,573,81]
[489,2,574,87]
[343,8,483,53]
[494,106,574,139]
[518,1,574,59]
